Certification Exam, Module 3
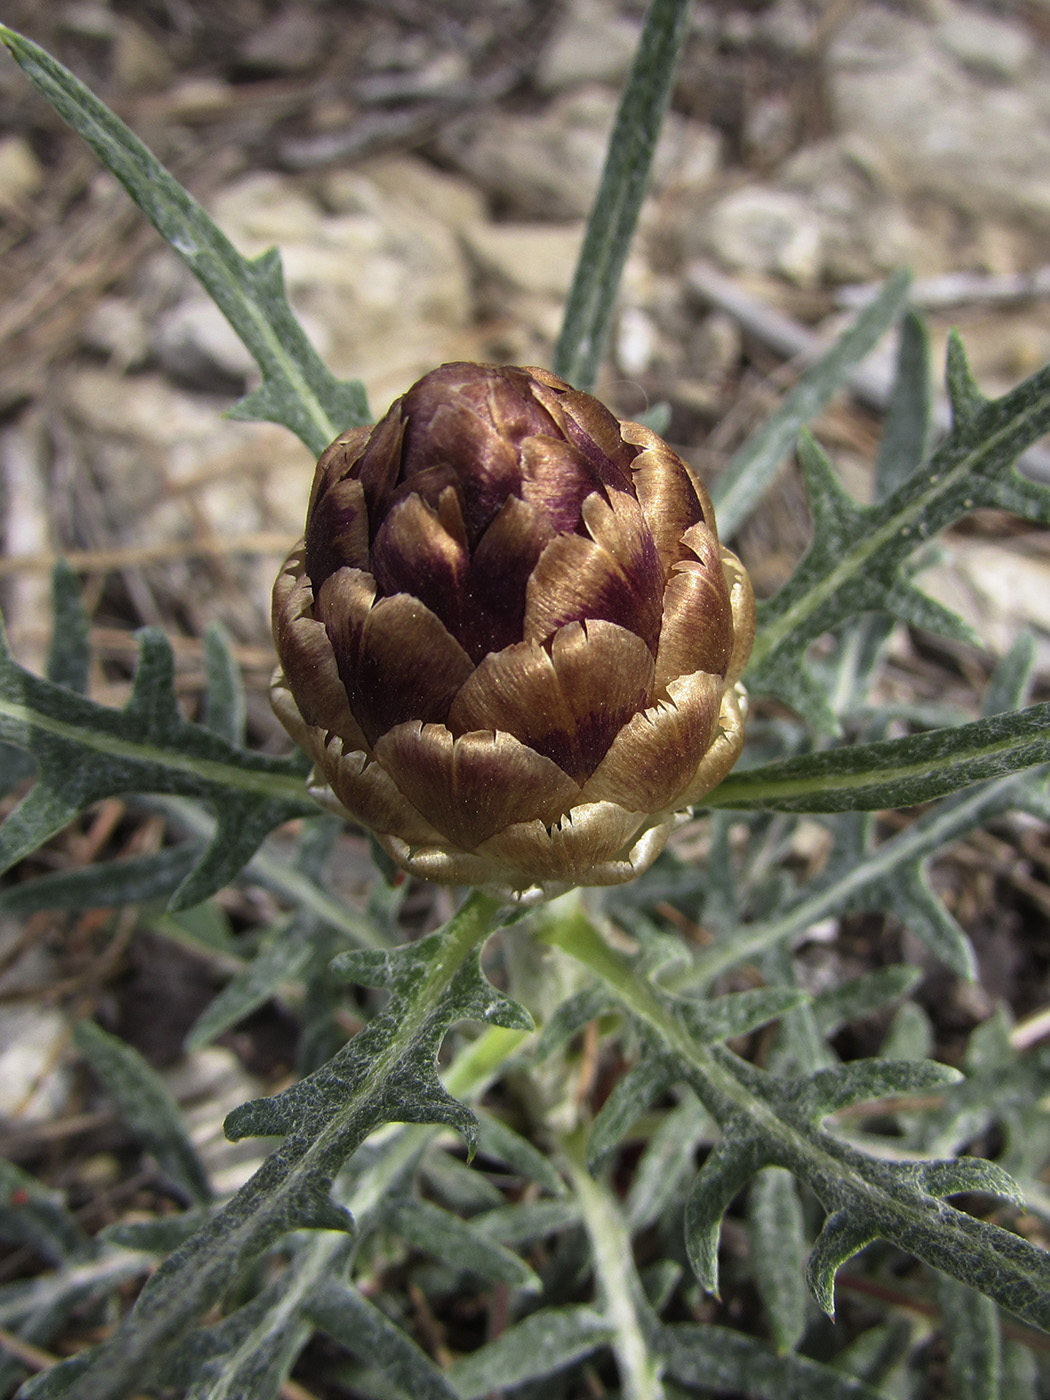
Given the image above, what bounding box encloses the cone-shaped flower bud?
[272,363,754,901]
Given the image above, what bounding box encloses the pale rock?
[664,114,723,195]
[162,1047,268,1195]
[237,5,327,72]
[827,5,1050,232]
[356,50,470,102]
[461,221,584,301]
[165,77,237,120]
[0,1005,72,1120]
[444,86,720,220]
[610,268,701,380]
[363,25,431,75]
[744,93,796,166]
[688,311,742,380]
[698,186,823,286]
[0,920,72,1121]
[827,6,929,70]
[112,15,173,91]
[284,211,467,372]
[328,156,487,233]
[777,138,918,281]
[153,296,259,389]
[441,89,613,220]
[208,167,472,386]
[65,369,245,473]
[720,9,757,47]
[83,296,152,370]
[616,304,659,377]
[538,0,642,91]
[689,7,720,43]
[0,135,43,209]
[59,2,117,39]
[971,221,1038,279]
[754,0,814,55]
[919,538,1050,670]
[134,246,197,314]
[935,4,1034,81]
[209,172,323,252]
[62,367,312,542]
[799,918,840,947]
[60,364,309,638]
[461,220,582,347]
[1,417,52,672]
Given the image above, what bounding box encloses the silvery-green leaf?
[0,618,315,911]
[712,271,911,538]
[74,1021,211,1207]
[587,1050,680,1169]
[744,346,1050,729]
[383,1198,538,1290]
[554,0,691,390]
[936,1275,1002,1400]
[662,1322,889,1399]
[307,1281,458,1400]
[748,1167,808,1352]
[812,965,922,1038]
[685,1135,771,1296]
[446,1306,613,1399]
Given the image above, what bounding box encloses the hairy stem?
[541,907,1050,1332]
[65,889,510,1400]
[561,1126,665,1400]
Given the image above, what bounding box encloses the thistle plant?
[1,5,1050,1400]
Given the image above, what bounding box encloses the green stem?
[180,1019,532,1395]
[542,908,869,1148]
[541,908,1050,1333]
[68,889,511,1400]
[443,1022,531,1097]
[561,1126,666,1400]
[538,909,877,1210]
[540,909,774,1177]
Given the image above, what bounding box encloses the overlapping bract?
[272,363,754,899]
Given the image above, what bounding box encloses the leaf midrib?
[0,694,309,804]
[748,391,1050,669]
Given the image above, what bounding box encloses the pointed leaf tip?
[224,1095,295,1142]
[685,1136,770,1295]
[945,329,986,427]
[920,1158,1028,1210]
[796,430,866,535]
[292,1191,356,1236]
[793,1057,961,1124]
[47,560,90,695]
[806,1211,876,1319]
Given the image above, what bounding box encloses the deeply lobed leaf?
[0,614,314,909]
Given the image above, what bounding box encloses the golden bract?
[271,363,754,901]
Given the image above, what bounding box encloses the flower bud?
[272,363,754,901]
